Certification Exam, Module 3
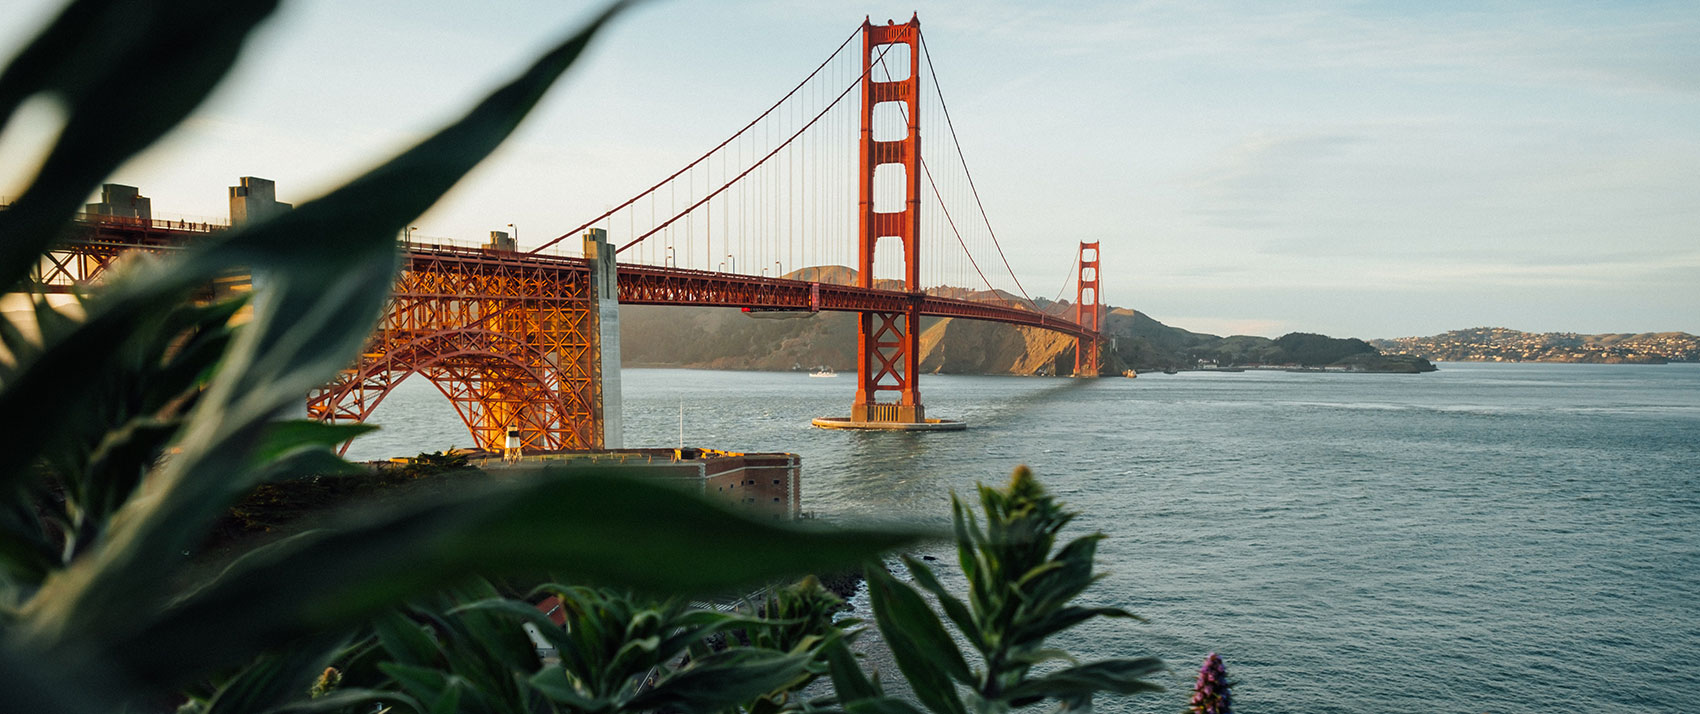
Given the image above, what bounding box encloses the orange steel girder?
[1074,241,1103,377]
[34,219,209,292]
[307,247,600,452]
[854,15,924,423]
[42,221,602,452]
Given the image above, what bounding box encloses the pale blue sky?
[2,1,1696,338]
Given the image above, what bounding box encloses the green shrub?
[856,468,1164,714]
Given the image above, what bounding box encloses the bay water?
[345,362,1700,713]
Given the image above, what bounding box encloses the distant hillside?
[621,266,1434,375]
[1101,309,1433,373]
[1372,327,1700,364]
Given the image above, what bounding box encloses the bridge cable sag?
[529,25,862,256]
[608,38,904,255]
[918,32,1044,313]
[872,33,1046,316]
[1052,251,1081,306]
[867,46,1009,310]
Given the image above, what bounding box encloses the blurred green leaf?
[0,285,191,495]
[845,698,930,714]
[1006,606,1136,652]
[372,610,442,670]
[11,3,631,675]
[0,516,54,588]
[1020,534,1102,616]
[252,421,378,482]
[899,555,983,653]
[379,662,462,714]
[256,421,378,466]
[268,688,418,714]
[0,0,282,291]
[822,637,882,702]
[201,635,345,714]
[105,473,920,685]
[528,668,599,711]
[1001,658,1165,701]
[629,647,816,714]
[864,565,970,714]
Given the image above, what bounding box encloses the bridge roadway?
[40,218,1093,342]
[409,241,1096,341]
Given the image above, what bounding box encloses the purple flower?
[1188,653,1233,714]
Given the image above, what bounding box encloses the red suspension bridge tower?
[1075,241,1103,377]
[844,15,941,427]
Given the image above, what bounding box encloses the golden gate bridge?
[28,15,1108,453]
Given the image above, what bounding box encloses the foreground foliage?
[1,1,1174,712]
[862,468,1164,714]
[169,472,1166,714]
[0,1,914,710]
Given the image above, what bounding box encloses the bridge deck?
[39,223,1095,342]
[402,241,1096,341]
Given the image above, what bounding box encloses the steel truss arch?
[308,326,591,452]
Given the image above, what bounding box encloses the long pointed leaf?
[822,638,882,702]
[0,0,282,291]
[12,3,630,669]
[201,634,345,714]
[373,610,442,669]
[900,555,984,653]
[864,566,971,714]
[528,668,601,710]
[106,473,921,686]
[1007,606,1137,651]
[1000,658,1165,702]
[266,688,419,714]
[629,647,814,714]
[846,698,930,714]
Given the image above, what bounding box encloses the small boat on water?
[809,366,837,378]
[1123,369,1138,378]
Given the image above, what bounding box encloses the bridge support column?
[851,307,923,423]
[814,15,961,432]
[1074,241,1103,378]
[849,16,925,423]
[585,228,623,449]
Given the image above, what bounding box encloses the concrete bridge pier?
[584,228,623,449]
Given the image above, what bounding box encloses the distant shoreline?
[1371,327,1698,364]
[1426,358,1697,365]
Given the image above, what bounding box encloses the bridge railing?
[3,201,230,235]
[400,238,588,267]
[82,211,227,233]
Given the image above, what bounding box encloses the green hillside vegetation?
[623,305,858,371]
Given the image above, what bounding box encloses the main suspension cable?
[919,31,1041,311]
[531,25,861,255]
[615,38,903,254]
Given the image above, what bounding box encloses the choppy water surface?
[348,362,1700,713]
